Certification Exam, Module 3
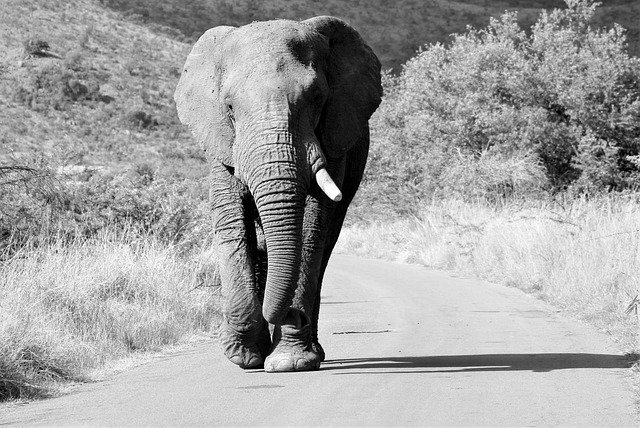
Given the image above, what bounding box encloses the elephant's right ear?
[174,26,236,166]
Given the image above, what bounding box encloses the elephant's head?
[174,17,381,325]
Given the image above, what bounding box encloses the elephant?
[174,16,382,372]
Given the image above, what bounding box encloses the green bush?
[366,0,640,210]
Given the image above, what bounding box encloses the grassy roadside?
[0,231,220,401]
[337,195,640,353]
[4,195,639,401]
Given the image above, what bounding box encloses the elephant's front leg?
[263,166,339,372]
[211,162,270,369]
[297,193,335,357]
[263,193,331,372]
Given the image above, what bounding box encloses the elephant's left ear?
[303,16,382,158]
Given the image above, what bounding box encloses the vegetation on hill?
[99,0,640,71]
[0,0,210,250]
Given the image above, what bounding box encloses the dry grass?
[4,195,638,400]
[0,231,220,400]
[337,195,640,351]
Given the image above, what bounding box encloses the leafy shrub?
[13,61,111,111]
[0,156,210,255]
[366,0,640,211]
[0,162,63,250]
[127,110,159,130]
[23,39,50,56]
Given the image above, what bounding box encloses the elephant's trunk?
[240,128,307,325]
[258,190,305,325]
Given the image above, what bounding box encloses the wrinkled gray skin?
[174,16,381,372]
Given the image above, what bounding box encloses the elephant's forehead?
[235,19,314,42]
[226,20,327,67]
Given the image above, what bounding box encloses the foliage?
[366,0,640,213]
[0,156,212,256]
[0,0,210,253]
[98,0,640,72]
[13,59,111,111]
[23,39,57,58]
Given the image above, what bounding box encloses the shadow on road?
[323,353,633,374]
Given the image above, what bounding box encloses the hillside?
[100,0,640,71]
[2,0,637,171]
[0,0,213,244]
[0,0,206,190]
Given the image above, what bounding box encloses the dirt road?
[2,255,637,426]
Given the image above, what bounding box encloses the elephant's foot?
[220,319,271,369]
[264,310,322,373]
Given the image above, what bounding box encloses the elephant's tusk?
[316,168,342,202]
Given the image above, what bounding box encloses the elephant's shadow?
[321,353,634,374]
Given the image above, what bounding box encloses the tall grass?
[337,195,640,350]
[0,230,220,400]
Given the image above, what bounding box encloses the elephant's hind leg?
[211,162,271,369]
